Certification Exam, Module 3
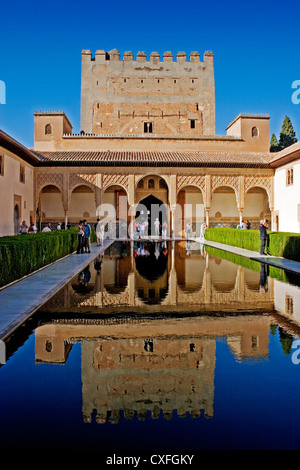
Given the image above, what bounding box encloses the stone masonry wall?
[80,49,215,136]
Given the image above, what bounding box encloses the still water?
[1,241,300,451]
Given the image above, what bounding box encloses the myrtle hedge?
[204,228,300,261]
[0,228,96,288]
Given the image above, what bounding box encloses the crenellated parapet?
[81,48,213,64]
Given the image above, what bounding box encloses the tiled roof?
[0,129,40,166]
[35,150,272,168]
[269,141,300,167]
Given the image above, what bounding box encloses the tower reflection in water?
[36,241,274,424]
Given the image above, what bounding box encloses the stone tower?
[80,49,215,136]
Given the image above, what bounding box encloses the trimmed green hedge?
[0,228,96,288]
[204,228,300,261]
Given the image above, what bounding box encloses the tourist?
[185,222,192,240]
[76,220,84,254]
[162,221,168,238]
[20,220,28,234]
[83,219,91,253]
[28,223,37,233]
[200,223,207,240]
[42,223,52,232]
[144,219,148,237]
[100,224,105,245]
[57,223,61,230]
[246,220,251,230]
[259,219,268,255]
[95,218,102,246]
[240,220,246,229]
[154,218,160,237]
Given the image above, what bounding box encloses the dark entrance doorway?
[14,204,20,235]
[135,195,168,237]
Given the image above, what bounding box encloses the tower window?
[0,154,3,176]
[144,339,153,352]
[144,122,153,133]
[190,119,196,129]
[45,123,52,135]
[20,164,25,183]
[124,78,126,82]
[141,79,144,83]
[252,126,259,137]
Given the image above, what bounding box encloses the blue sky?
[0,0,299,148]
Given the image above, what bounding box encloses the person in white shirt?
[42,223,52,232]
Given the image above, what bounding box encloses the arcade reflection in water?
[33,241,291,424]
[40,240,275,314]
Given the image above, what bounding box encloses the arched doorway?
[176,185,204,237]
[244,187,271,230]
[39,185,64,229]
[101,185,128,238]
[135,175,169,237]
[69,185,96,224]
[14,204,20,234]
[135,194,169,237]
[210,186,239,227]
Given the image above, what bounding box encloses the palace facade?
[0,48,299,237]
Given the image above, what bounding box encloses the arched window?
[159,178,167,189]
[137,179,144,188]
[252,127,259,137]
[148,178,155,189]
[45,123,52,135]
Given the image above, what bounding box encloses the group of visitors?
[20,220,38,234]
[19,220,66,234]
[76,219,91,254]
[133,218,169,239]
[237,220,251,230]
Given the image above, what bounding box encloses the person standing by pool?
[83,219,91,253]
[154,218,160,237]
[95,218,102,246]
[259,219,268,255]
[76,220,84,254]
[185,222,192,240]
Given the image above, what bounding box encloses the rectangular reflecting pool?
[1,241,300,451]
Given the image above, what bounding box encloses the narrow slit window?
[144,122,153,133]
[20,164,25,183]
[190,119,196,129]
